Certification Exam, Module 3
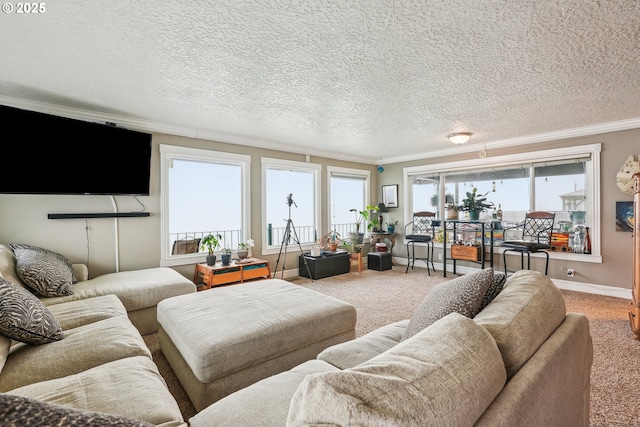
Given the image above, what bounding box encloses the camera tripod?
[273,194,313,280]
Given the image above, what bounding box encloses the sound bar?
[48,212,150,219]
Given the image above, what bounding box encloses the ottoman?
[157,279,357,411]
[368,251,392,271]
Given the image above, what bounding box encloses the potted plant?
[350,205,380,242]
[460,187,494,220]
[446,202,461,220]
[221,248,232,265]
[201,233,222,265]
[322,230,341,252]
[237,238,255,260]
[385,219,399,234]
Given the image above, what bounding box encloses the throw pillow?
[402,267,494,340]
[10,243,76,297]
[0,276,64,345]
[0,393,154,427]
[287,313,506,427]
[479,271,507,311]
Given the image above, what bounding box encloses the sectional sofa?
[190,269,593,427]
[0,243,195,425]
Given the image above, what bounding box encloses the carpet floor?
[144,266,640,426]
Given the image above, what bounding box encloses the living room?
[1,1,640,425]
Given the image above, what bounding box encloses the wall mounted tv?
[0,105,152,195]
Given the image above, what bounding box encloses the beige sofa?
[190,269,593,427]
[0,243,196,334]
[0,243,199,425]
[1,293,186,426]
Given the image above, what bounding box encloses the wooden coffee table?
[193,258,270,290]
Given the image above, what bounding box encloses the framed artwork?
[616,201,634,232]
[382,184,399,208]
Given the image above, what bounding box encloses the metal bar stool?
[502,211,555,276]
[405,211,436,275]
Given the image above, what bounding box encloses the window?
[262,158,321,254]
[327,166,371,237]
[403,144,601,262]
[160,145,251,266]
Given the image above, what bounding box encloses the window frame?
[159,144,251,267]
[403,143,602,263]
[261,157,322,256]
[327,166,372,237]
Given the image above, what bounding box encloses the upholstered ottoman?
[157,278,357,411]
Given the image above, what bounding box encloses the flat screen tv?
[0,105,152,195]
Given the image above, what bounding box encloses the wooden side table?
[349,252,363,272]
[193,258,271,290]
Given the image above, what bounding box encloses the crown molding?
[3,95,639,166]
[0,96,374,165]
[383,118,640,165]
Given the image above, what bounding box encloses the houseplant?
[237,238,255,260]
[385,219,399,234]
[221,248,232,265]
[460,187,494,220]
[321,230,342,251]
[350,205,381,241]
[201,233,222,265]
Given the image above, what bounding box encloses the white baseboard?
[291,257,632,301]
[402,258,632,300]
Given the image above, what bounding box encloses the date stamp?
[2,3,46,13]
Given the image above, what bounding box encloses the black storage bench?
[299,252,350,280]
[368,251,392,271]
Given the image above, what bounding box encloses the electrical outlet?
[566,268,575,277]
[438,253,443,261]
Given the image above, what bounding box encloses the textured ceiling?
[1,0,640,164]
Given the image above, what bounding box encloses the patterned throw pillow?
[479,271,507,311]
[10,243,76,297]
[0,394,154,427]
[402,268,495,340]
[0,276,64,345]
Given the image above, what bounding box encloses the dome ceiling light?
[448,132,472,145]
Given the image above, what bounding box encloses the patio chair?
[171,237,201,255]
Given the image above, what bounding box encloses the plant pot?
[447,209,459,220]
[221,254,231,265]
[469,210,480,221]
[206,254,217,266]
[237,249,249,260]
[329,243,338,251]
[357,233,364,244]
[386,225,395,234]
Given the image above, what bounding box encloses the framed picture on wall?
[382,184,399,208]
[616,201,634,232]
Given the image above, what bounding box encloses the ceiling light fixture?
[448,132,472,145]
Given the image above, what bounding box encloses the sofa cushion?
[287,312,507,427]
[317,320,409,369]
[473,269,566,379]
[0,334,10,374]
[402,268,494,340]
[190,359,339,427]
[9,356,184,427]
[39,267,196,311]
[0,244,25,289]
[0,316,150,392]
[46,294,128,331]
[0,393,153,427]
[10,243,76,297]
[0,276,64,345]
